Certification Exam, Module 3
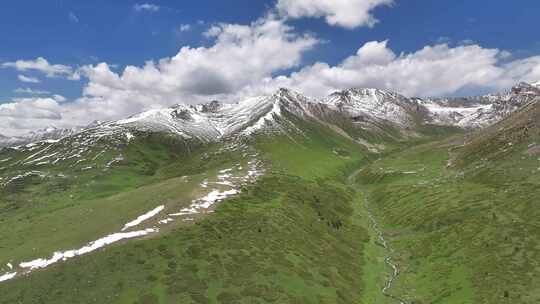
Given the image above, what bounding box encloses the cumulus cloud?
[0,97,62,120]
[2,20,540,137]
[18,75,40,83]
[79,15,317,105]
[501,55,540,85]
[250,40,540,97]
[0,15,318,136]
[133,3,160,12]
[276,0,393,28]
[14,88,51,95]
[225,44,540,102]
[3,57,79,80]
[52,94,67,102]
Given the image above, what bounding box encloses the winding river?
[348,167,408,304]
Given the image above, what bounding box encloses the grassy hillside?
[452,99,540,168]
[1,98,534,304]
[0,134,224,265]
[356,130,540,303]
[0,175,372,304]
[0,117,379,303]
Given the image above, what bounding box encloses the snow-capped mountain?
[0,134,23,148]
[0,127,82,148]
[26,126,82,143]
[104,88,318,142]
[1,82,539,199]
[0,88,322,155]
[0,89,333,179]
[322,88,424,128]
[2,82,539,149]
[421,82,540,128]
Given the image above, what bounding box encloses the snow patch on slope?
[242,98,282,135]
[0,272,17,283]
[0,147,265,284]
[19,229,158,270]
[121,205,165,231]
[170,189,240,217]
[421,101,493,127]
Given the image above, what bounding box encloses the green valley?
[0,84,539,304]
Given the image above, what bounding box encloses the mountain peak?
[331,87,400,98]
[323,87,419,127]
[200,100,222,113]
[512,82,540,95]
[271,87,306,100]
[275,87,292,94]
[87,120,105,128]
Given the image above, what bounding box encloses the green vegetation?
[255,113,367,180]
[1,103,539,303]
[0,119,375,303]
[356,133,540,303]
[0,175,371,304]
[0,134,241,265]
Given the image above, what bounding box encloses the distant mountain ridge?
[0,126,83,148]
[1,81,539,148]
[421,82,540,128]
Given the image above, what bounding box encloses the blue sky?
[1,0,540,135]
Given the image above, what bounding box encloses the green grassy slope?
[2,98,531,304]
[0,116,378,303]
[0,175,371,304]
[356,122,540,303]
[255,113,368,179]
[0,134,222,265]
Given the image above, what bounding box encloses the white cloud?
[3,57,78,80]
[0,97,61,120]
[253,41,540,97]
[81,15,317,100]
[17,75,40,83]
[133,3,160,12]
[14,88,51,95]
[178,24,192,32]
[52,94,67,102]
[203,25,222,38]
[500,55,540,85]
[276,0,393,28]
[0,15,318,136]
[3,37,540,137]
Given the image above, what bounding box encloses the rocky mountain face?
[322,88,424,128]
[95,88,325,143]
[1,82,539,149]
[0,89,335,176]
[451,88,540,167]
[0,127,82,148]
[0,134,21,148]
[3,82,536,198]
[421,82,540,128]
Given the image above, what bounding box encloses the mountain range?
[0,80,539,304]
[1,81,539,149]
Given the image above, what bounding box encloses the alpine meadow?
[1,1,540,303]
